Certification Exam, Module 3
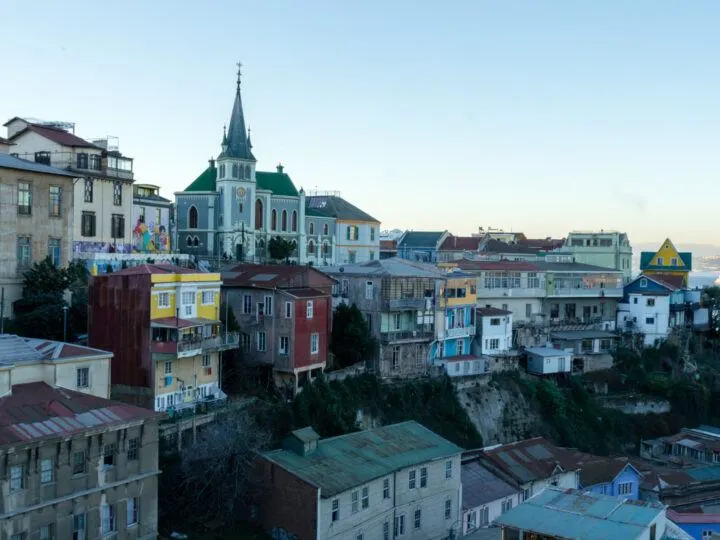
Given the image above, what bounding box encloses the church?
[175,67,381,265]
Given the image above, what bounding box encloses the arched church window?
[186,236,192,247]
[255,199,263,230]
[271,209,277,230]
[323,223,329,235]
[188,206,198,229]
[193,236,200,247]
[219,164,225,178]
[281,210,288,231]
[308,240,315,254]
[322,242,329,255]
[244,165,250,179]
[309,222,314,235]
[291,211,297,232]
[232,164,239,178]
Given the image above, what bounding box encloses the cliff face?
[457,378,542,446]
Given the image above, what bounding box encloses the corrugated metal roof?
[263,421,462,497]
[495,488,665,540]
[462,460,519,509]
[324,258,446,278]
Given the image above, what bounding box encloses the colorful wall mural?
[132,205,171,253]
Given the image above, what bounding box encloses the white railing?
[443,326,475,339]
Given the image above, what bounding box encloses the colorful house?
[580,458,642,499]
[88,264,239,412]
[640,238,692,288]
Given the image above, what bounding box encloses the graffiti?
[73,241,132,254]
[271,527,298,540]
[132,215,170,253]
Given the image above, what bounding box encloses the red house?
[221,264,333,395]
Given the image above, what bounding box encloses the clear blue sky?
[2,1,718,244]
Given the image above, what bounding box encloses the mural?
[73,241,132,254]
[132,215,170,253]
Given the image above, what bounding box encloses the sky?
[2,1,719,245]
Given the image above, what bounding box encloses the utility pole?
[62,305,69,342]
[0,287,5,335]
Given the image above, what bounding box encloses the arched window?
[271,209,277,230]
[323,223,329,235]
[232,164,238,178]
[188,206,198,229]
[309,222,315,235]
[186,236,192,247]
[308,240,315,254]
[219,164,225,178]
[255,199,263,230]
[256,238,265,256]
[281,210,288,231]
[322,242,329,255]
[291,210,297,232]
[244,165,250,179]
[193,236,200,247]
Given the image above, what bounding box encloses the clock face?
[236,187,246,198]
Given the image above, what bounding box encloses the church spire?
[219,61,255,161]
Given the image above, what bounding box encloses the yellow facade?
[443,276,478,307]
[149,271,222,321]
[154,352,219,395]
[642,238,690,286]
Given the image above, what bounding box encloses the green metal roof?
[640,251,692,272]
[399,231,447,248]
[182,166,299,196]
[305,195,378,222]
[263,421,462,497]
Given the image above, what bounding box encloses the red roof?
[101,263,198,276]
[11,124,99,148]
[0,382,158,447]
[457,260,539,272]
[667,509,720,524]
[477,307,512,317]
[647,273,685,290]
[439,236,481,252]
[379,240,397,251]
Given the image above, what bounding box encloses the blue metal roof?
[495,488,665,540]
[0,153,77,177]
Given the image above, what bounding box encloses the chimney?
[277,163,284,174]
[209,158,215,168]
[283,427,320,456]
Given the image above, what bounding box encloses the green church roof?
[183,165,299,197]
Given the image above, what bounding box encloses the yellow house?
[89,264,239,412]
[639,238,692,288]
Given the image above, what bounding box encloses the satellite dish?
[339,267,345,273]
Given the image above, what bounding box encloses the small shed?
[525,346,572,375]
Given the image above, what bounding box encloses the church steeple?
[219,62,255,161]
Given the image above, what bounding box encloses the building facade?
[554,230,633,282]
[132,184,172,253]
[88,264,237,412]
[476,307,513,356]
[4,118,135,255]
[396,231,449,263]
[257,422,463,540]
[221,264,333,395]
[0,153,77,311]
[617,274,679,346]
[640,238,692,288]
[461,457,520,534]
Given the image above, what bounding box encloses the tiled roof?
[306,195,378,222]
[0,382,158,446]
[323,258,445,278]
[11,124,99,148]
[439,236,481,251]
[0,153,78,177]
[551,330,617,341]
[398,231,446,248]
[222,264,333,289]
[379,240,397,251]
[0,136,13,145]
[262,421,462,498]
[477,307,513,317]
[462,459,518,509]
[667,509,720,524]
[494,487,665,540]
[577,457,638,487]
[482,239,544,255]
[650,274,686,290]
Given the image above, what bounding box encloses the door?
[235,243,243,261]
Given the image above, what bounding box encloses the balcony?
[151,338,202,357]
[548,287,623,298]
[380,329,434,343]
[202,332,240,351]
[440,326,475,339]
[475,287,546,299]
[384,297,433,311]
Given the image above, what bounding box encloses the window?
[73,451,86,475]
[47,238,61,267]
[127,497,139,526]
[346,225,359,241]
[243,294,252,314]
[103,443,116,469]
[414,508,422,529]
[488,338,500,350]
[409,469,417,489]
[34,151,50,165]
[647,298,655,307]
[650,524,656,540]
[39,525,53,540]
[76,367,89,388]
[241,333,250,352]
[331,498,339,521]
[202,291,214,305]
[202,354,211,368]
[72,514,86,540]
[292,210,297,232]
[365,280,373,300]
[255,199,263,229]
[111,214,125,238]
[702,531,713,540]
[457,339,464,355]
[49,186,61,216]
[279,336,289,355]
[526,303,532,318]
[271,209,277,230]
[356,535,363,540]
[445,459,453,479]
[257,331,266,352]
[101,504,116,534]
[76,153,89,169]
[369,251,375,260]
[308,240,315,254]
[646,317,655,325]
[219,164,225,178]
[323,223,329,235]
[285,301,292,318]
[383,522,390,540]
[164,361,172,374]
[351,490,359,513]
[10,465,23,491]
[89,154,101,170]
[309,222,315,235]
[306,300,314,318]
[113,180,122,205]
[392,347,400,370]
[281,209,288,231]
[40,458,53,484]
[348,251,356,263]
[17,181,32,215]
[81,212,96,237]
[16,236,31,272]
[394,515,405,536]
[158,292,171,308]
[671,257,678,266]
[618,482,633,495]
[383,478,390,499]
[502,498,513,513]
[11,534,26,540]
[232,163,239,178]
[361,485,369,508]
[444,498,452,519]
[420,467,427,487]
[188,206,198,229]
[127,437,139,461]
[310,333,319,354]
[82,179,94,203]
[490,317,501,326]
[264,295,273,316]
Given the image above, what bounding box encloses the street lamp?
[62,305,69,342]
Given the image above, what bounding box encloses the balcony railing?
[151,333,239,356]
[441,326,475,339]
[475,287,546,299]
[548,287,623,298]
[384,297,433,310]
[381,329,434,343]
[202,332,240,351]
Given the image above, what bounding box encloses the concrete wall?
[73,176,133,253]
[463,491,521,534]
[527,351,572,375]
[12,356,111,399]
[617,293,670,346]
[334,221,380,264]
[478,314,513,355]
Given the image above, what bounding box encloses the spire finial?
[236,61,243,89]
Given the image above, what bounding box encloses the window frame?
[9,464,23,491]
[310,333,319,355]
[72,451,86,475]
[127,437,139,461]
[40,458,53,484]
[113,180,122,206]
[306,300,314,319]
[17,181,32,215]
[48,185,62,217]
[101,503,116,534]
[127,496,139,527]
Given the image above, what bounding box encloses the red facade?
[292,294,331,370]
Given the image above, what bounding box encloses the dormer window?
[640,278,648,288]
[656,257,663,265]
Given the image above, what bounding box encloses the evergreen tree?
[331,303,377,369]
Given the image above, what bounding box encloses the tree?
[268,236,296,262]
[331,303,377,369]
[704,286,720,337]
[67,261,89,337]
[22,257,69,298]
[12,258,70,340]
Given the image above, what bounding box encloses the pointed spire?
[219,62,256,161]
[247,127,253,150]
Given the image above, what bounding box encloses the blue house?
[668,509,720,540]
[580,457,642,500]
[396,231,449,263]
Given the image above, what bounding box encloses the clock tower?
[216,62,257,260]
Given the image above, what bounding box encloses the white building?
[616,274,676,347]
[476,307,513,355]
[4,118,134,255]
[526,347,572,376]
[259,421,463,540]
[461,458,521,534]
